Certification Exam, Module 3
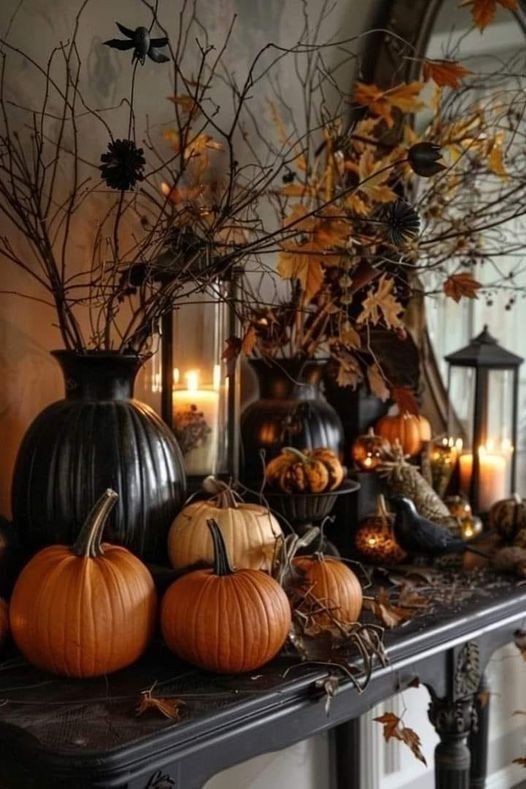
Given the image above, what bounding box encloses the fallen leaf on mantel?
[374,712,427,765]
[443,272,482,302]
[513,757,526,768]
[136,690,186,721]
[513,630,526,660]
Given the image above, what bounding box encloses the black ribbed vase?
[12,351,186,563]
[240,358,344,482]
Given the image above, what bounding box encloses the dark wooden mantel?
[0,572,524,788]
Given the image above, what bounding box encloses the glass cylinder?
[170,283,231,478]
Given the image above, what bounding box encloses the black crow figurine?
[104,23,169,65]
[389,496,487,558]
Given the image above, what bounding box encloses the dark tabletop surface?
[0,569,523,765]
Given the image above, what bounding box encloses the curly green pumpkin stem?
[206,519,235,576]
[72,489,119,559]
[202,476,240,509]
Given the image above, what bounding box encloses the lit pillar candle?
[459,444,508,512]
[173,369,220,475]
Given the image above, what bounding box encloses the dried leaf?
[168,94,199,114]
[222,336,242,377]
[465,0,518,31]
[340,320,361,349]
[357,275,405,330]
[408,677,421,688]
[487,143,508,178]
[392,386,420,416]
[443,272,482,302]
[422,59,470,88]
[374,712,427,765]
[367,363,390,402]
[136,691,185,721]
[241,325,257,355]
[514,630,526,659]
[353,82,425,128]
[513,757,526,767]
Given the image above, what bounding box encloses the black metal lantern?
[445,325,523,513]
[159,276,240,486]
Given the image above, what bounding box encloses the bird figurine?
[388,496,486,558]
[104,23,169,65]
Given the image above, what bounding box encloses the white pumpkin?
[168,478,282,572]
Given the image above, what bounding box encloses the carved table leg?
[468,673,490,789]
[428,696,478,789]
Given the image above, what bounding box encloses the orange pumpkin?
[375,412,431,457]
[161,519,291,674]
[290,554,363,627]
[10,490,157,678]
[168,478,282,572]
[266,447,344,493]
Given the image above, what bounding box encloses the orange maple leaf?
[357,275,405,330]
[464,0,518,31]
[353,82,425,128]
[422,59,471,88]
[392,386,420,416]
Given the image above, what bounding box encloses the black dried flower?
[381,200,420,246]
[100,139,146,190]
[408,142,446,177]
[104,23,169,66]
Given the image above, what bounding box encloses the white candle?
[173,369,220,475]
[459,445,508,512]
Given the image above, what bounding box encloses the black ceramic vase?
[240,358,344,482]
[12,351,186,563]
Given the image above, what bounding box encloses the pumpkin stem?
[202,476,239,509]
[72,489,119,559]
[206,519,235,576]
[282,447,311,464]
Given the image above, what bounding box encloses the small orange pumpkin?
[375,412,431,457]
[10,490,157,678]
[354,495,407,565]
[266,447,344,493]
[289,554,363,627]
[351,428,390,471]
[161,519,291,674]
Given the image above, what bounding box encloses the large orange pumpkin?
[10,490,157,678]
[161,519,291,673]
[290,554,363,627]
[168,478,282,572]
[375,412,431,457]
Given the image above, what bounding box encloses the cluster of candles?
[431,436,513,513]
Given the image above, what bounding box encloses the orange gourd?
[488,494,526,542]
[265,447,344,493]
[375,412,431,457]
[161,519,291,674]
[290,554,363,627]
[168,478,282,572]
[10,490,156,678]
[351,428,390,471]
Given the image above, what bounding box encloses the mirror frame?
[358,0,526,430]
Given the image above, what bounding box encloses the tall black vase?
[240,358,344,482]
[12,351,186,564]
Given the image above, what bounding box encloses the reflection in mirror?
[418,0,526,491]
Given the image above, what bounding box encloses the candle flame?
[186,370,200,392]
[173,367,180,385]
[213,364,221,391]
[161,182,171,196]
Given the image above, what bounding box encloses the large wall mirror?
[361,0,526,492]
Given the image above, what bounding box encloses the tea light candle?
[173,369,220,475]
[459,443,508,512]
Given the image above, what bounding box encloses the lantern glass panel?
[171,285,229,477]
[447,365,475,449]
[486,369,513,450]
